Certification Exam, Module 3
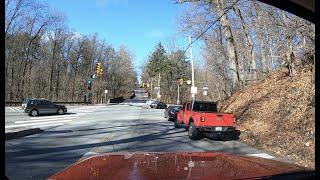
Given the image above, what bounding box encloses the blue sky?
[44,0,203,80]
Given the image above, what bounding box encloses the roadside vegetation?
[5,0,137,103]
[221,55,315,168]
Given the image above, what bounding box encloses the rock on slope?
[220,60,315,169]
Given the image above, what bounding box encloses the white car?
[146,99,157,106]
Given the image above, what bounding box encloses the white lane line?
[69,110,92,113]
[13,107,21,111]
[76,113,87,116]
[8,107,16,112]
[7,123,65,130]
[29,115,79,120]
[15,117,79,124]
[5,120,73,128]
[246,153,274,159]
[27,123,65,128]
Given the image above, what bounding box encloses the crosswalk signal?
[179,78,184,85]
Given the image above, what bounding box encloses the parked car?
[146,99,157,106]
[21,99,31,110]
[150,101,167,109]
[24,99,67,117]
[164,105,183,121]
[176,101,240,140]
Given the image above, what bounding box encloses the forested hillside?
[220,54,315,169]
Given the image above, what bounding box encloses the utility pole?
[177,83,180,105]
[189,35,195,100]
[157,72,161,99]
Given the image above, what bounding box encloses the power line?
[181,0,242,58]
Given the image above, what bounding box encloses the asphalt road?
[6,104,278,180]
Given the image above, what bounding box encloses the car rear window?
[28,100,37,105]
[172,106,182,111]
[193,102,218,112]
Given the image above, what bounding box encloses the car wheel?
[57,108,64,115]
[174,120,181,128]
[30,109,38,117]
[188,122,199,140]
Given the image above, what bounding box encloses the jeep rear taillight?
[201,116,205,122]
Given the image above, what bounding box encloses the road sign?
[187,80,191,85]
[104,90,108,94]
[203,90,208,96]
[191,86,197,94]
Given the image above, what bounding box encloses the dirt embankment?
[220,59,315,169]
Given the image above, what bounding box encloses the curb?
[5,128,43,141]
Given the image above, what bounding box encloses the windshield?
[5,0,314,179]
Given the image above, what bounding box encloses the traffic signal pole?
[86,63,103,104]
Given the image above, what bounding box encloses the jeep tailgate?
[195,113,235,126]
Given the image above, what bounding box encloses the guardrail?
[5,101,92,106]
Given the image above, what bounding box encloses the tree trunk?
[10,67,14,100]
[56,63,60,100]
[214,0,240,89]
[252,2,269,74]
[71,64,78,102]
[234,7,257,81]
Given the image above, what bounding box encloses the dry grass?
[220,61,315,169]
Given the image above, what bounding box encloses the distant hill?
[220,56,315,169]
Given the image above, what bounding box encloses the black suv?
[24,99,67,117]
[164,105,183,121]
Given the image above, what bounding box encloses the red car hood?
[48,152,310,180]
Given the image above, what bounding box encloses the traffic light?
[179,78,184,85]
[99,66,103,75]
[95,63,101,74]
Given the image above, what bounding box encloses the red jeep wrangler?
[176,101,240,140]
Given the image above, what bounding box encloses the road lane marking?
[5,120,73,128]
[7,123,65,130]
[246,153,274,159]
[13,107,21,111]
[8,107,16,112]
[69,110,92,113]
[29,115,79,120]
[15,117,79,124]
